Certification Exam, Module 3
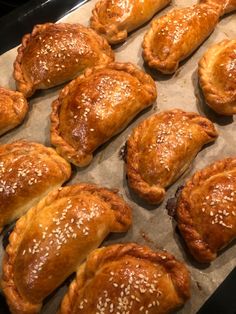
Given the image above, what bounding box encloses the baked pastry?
[50,62,157,167]
[14,23,114,97]
[2,183,132,314]
[90,0,171,44]
[176,157,236,263]
[0,87,28,136]
[198,39,236,115]
[58,243,190,314]
[0,140,71,231]
[126,109,218,204]
[142,0,236,74]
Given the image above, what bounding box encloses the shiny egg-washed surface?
[0,0,235,313]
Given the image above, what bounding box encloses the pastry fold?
[50,62,157,167]
[14,23,114,97]
[2,183,132,314]
[176,158,236,263]
[126,109,218,204]
[199,39,236,115]
[0,140,71,231]
[142,0,236,74]
[90,0,171,44]
[0,87,28,136]
[58,243,190,314]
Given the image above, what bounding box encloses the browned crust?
[13,23,114,98]
[90,0,128,44]
[0,139,71,176]
[176,157,236,263]
[142,4,220,74]
[58,243,190,314]
[198,39,236,115]
[142,16,180,74]
[126,109,218,205]
[2,183,132,314]
[0,87,28,136]
[199,0,236,15]
[50,62,157,167]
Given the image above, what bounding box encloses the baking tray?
[0,0,235,313]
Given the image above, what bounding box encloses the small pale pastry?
[0,140,71,230]
[0,87,28,136]
[2,183,132,314]
[58,243,190,314]
[198,39,236,115]
[126,109,218,204]
[14,23,114,97]
[50,62,157,167]
[142,0,236,74]
[90,0,171,44]
[176,157,236,263]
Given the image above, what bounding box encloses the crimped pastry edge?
[50,61,157,167]
[126,109,218,205]
[1,183,132,314]
[176,157,236,263]
[13,23,114,98]
[58,242,191,314]
[0,87,28,136]
[198,39,236,115]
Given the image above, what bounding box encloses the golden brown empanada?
[2,183,132,314]
[50,62,157,167]
[176,157,236,263]
[198,39,236,115]
[142,0,236,74]
[14,23,114,97]
[126,109,218,204]
[90,0,171,44]
[0,140,71,230]
[0,87,28,136]
[58,243,190,314]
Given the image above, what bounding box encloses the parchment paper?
[0,0,235,313]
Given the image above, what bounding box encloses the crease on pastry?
[0,87,28,136]
[14,23,114,98]
[50,62,157,167]
[176,158,236,262]
[2,183,132,314]
[198,39,236,115]
[58,243,190,314]
[90,0,171,44]
[142,0,235,74]
[199,0,236,15]
[126,109,218,204]
[0,140,71,232]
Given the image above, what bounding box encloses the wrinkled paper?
[0,0,235,312]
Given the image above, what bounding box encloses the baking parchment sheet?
[0,0,235,313]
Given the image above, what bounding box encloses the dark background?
[0,0,30,17]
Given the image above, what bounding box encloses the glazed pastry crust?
[2,183,132,314]
[0,140,71,231]
[50,62,157,167]
[199,39,236,115]
[58,243,190,314]
[90,0,171,44]
[142,3,221,74]
[176,158,236,263]
[14,23,114,97]
[126,109,218,204]
[0,87,28,136]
